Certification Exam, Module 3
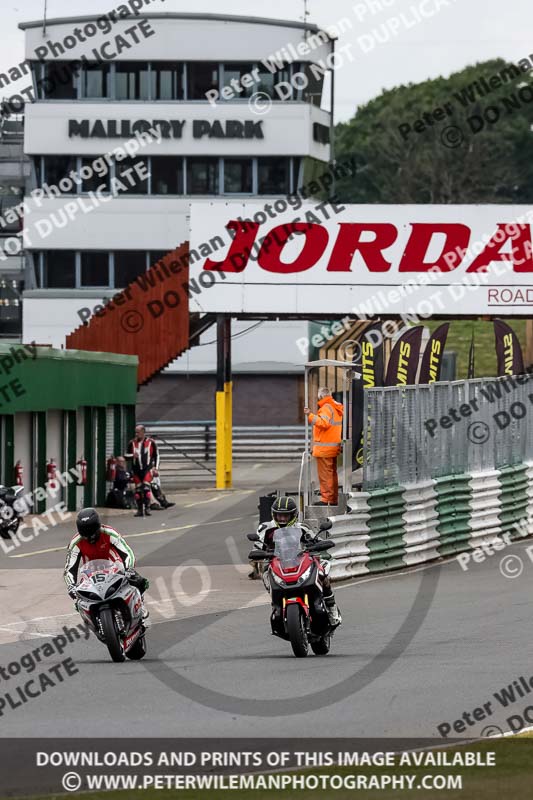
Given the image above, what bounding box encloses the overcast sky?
[2,0,532,121]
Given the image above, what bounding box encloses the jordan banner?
[494,320,525,376]
[385,326,424,386]
[352,322,385,468]
[419,323,450,384]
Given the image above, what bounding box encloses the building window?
[221,63,256,98]
[82,63,111,98]
[255,64,291,98]
[224,158,253,194]
[150,251,170,266]
[258,158,291,194]
[187,63,218,99]
[187,158,219,194]
[81,157,111,193]
[114,252,147,287]
[81,252,110,287]
[152,62,183,100]
[43,156,78,194]
[151,156,184,194]
[41,61,78,99]
[116,63,151,100]
[43,251,76,289]
[115,157,149,194]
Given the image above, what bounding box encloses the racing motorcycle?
[248,520,337,658]
[74,558,147,663]
[0,484,26,539]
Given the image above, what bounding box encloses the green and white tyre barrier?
[329,463,533,581]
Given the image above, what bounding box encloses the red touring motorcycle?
[248,521,337,658]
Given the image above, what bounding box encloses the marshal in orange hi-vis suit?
[306,388,344,505]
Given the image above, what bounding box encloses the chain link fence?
[363,375,533,490]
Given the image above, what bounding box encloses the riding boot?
[324,595,342,627]
[134,499,144,517]
[144,501,152,517]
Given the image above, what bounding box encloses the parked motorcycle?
[248,520,337,658]
[0,485,26,539]
[74,558,147,663]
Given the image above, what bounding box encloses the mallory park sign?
[189,203,533,316]
[68,119,264,140]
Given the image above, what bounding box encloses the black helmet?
[271,496,298,527]
[76,508,101,544]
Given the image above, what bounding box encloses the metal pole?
[43,0,48,36]
[216,315,232,489]
[329,37,336,201]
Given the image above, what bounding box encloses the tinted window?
[115,157,149,194]
[44,156,78,193]
[187,158,218,194]
[44,251,76,288]
[222,63,255,98]
[81,252,109,287]
[152,62,183,100]
[116,63,151,100]
[151,157,184,194]
[258,158,290,194]
[83,64,111,98]
[187,63,218,99]
[114,252,147,287]
[42,61,78,99]
[81,157,111,193]
[224,158,253,193]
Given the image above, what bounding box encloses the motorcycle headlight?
[105,578,125,598]
[271,572,286,587]
[297,565,313,584]
[77,589,100,601]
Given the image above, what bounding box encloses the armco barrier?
[329,463,533,581]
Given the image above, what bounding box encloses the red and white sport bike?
[75,559,147,663]
[248,522,337,658]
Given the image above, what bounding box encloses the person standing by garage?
[304,387,344,507]
[125,425,159,518]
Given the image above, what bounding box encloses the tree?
[335,58,533,204]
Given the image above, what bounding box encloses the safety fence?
[362,376,533,490]
[329,375,533,580]
[141,422,304,485]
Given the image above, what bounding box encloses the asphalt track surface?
[0,462,531,740]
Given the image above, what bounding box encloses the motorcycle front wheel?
[311,633,331,656]
[100,608,125,663]
[286,603,309,658]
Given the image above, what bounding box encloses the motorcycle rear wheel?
[286,604,309,658]
[100,608,125,663]
[311,633,331,656]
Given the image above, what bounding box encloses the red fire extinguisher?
[106,456,117,482]
[77,456,87,486]
[14,460,23,486]
[46,458,58,491]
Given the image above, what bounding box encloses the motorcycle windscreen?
[273,527,303,568]
[79,559,124,578]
